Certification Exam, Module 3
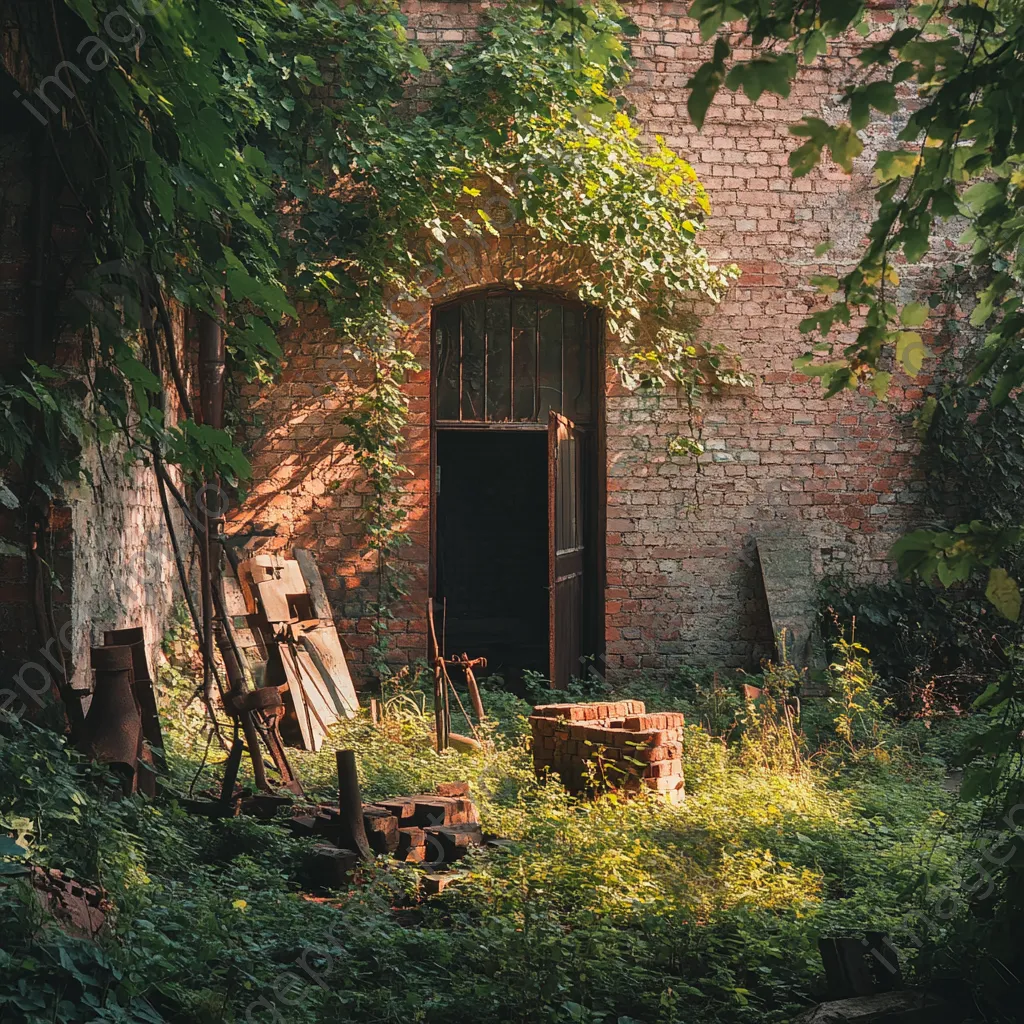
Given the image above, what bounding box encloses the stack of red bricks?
[529,700,685,803]
[290,781,484,879]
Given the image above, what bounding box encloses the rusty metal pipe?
[197,299,226,711]
[336,750,372,861]
[464,662,486,725]
[239,710,270,792]
[198,307,225,432]
[84,646,142,788]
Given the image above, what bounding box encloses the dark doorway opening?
[430,289,606,690]
[435,430,549,686]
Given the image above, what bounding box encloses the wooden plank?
[248,554,285,583]
[241,556,310,623]
[256,580,293,622]
[294,647,339,737]
[293,547,333,621]
[295,651,338,726]
[297,626,358,718]
[221,573,250,618]
[235,558,260,615]
[278,643,319,751]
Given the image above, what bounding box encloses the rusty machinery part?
[257,712,304,796]
[136,742,158,798]
[226,681,301,797]
[238,710,271,793]
[336,749,372,861]
[103,626,165,769]
[449,654,487,671]
[218,737,246,805]
[449,652,487,727]
[230,687,284,715]
[84,645,142,787]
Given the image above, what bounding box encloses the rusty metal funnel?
[85,646,142,784]
[103,627,164,769]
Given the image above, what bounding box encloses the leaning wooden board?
[293,646,338,736]
[297,628,358,719]
[278,643,325,752]
[293,547,358,718]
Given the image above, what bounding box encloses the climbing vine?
[338,313,419,678]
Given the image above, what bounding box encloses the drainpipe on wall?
[197,301,225,708]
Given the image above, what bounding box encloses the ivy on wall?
[2,0,739,675]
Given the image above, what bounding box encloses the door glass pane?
[486,295,512,422]
[435,305,460,421]
[512,296,537,421]
[562,306,591,423]
[537,301,563,418]
[461,296,486,421]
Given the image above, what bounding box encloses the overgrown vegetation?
[685,0,1024,1005]
[5,2,1024,1020]
[821,347,1024,711]
[0,638,987,1023]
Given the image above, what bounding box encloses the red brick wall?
[232,1,943,681]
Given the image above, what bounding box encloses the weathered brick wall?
[232,1,946,681]
[2,6,189,702]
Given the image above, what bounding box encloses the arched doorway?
[429,289,605,689]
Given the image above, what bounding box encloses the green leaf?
[686,39,730,129]
[895,331,930,374]
[870,371,891,400]
[899,302,928,327]
[828,125,864,172]
[64,0,99,32]
[688,0,746,42]
[875,150,920,181]
[803,30,827,64]
[985,568,1021,621]
[991,373,1014,406]
[725,56,795,104]
[864,81,897,114]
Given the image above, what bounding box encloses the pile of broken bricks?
[289,781,497,893]
[27,867,110,939]
[529,701,686,804]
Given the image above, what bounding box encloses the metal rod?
[464,661,486,724]
[443,666,451,749]
[196,296,227,721]
[200,518,216,706]
[218,737,245,806]
[433,662,447,752]
[239,709,270,792]
[444,668,480,744]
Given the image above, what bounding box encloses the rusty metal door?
[548,411,584,689]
